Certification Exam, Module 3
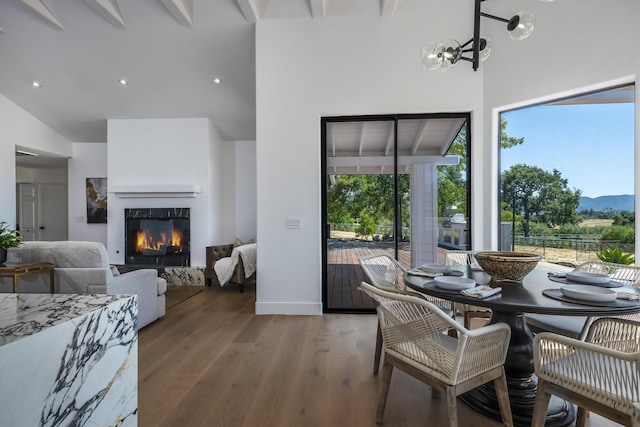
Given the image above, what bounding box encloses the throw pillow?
[233,238,244,249]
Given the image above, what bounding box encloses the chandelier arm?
[480,12,510,24]
[460,38,474,50]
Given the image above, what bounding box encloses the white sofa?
[1,241,166,329]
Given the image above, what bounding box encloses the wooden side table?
[0,262,55,293]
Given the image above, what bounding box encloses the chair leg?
[464,312,471,330]
[576,407,588,427]
[445,385,457,427]
[376,359,393,424]
[374,321,383,374]
[531,380,552,427]
[493,371,514,427]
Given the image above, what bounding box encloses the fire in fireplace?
[125,208,190,266]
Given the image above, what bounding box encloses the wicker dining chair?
[359,252,455,374]
[532,317,640,427]
[359,281,514,427]
[444,250,492,329]
[526,261,640,340]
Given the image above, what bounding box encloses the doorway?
[16,151,69,241]
[322,113,471,313]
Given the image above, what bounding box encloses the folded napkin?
[548,272,566,278]
[617,291,640,301]
[461,285,502,299]
[408,268,443,278]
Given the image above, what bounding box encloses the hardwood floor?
[139,284,619,427]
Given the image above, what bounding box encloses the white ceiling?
[3,0,466,169]
[0,0,422,145]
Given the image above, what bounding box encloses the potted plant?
[0,221,22,264]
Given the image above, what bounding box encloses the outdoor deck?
[326,238,446,311]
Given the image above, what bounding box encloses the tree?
[612,211,635,227]
[501,164,581,236]
[500,118,524,149]
[438,118,524,218]
[326,174,411,233]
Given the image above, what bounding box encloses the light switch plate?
[286,217,301,229]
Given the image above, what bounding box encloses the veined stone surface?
[0,293,138,426]
[163,266,205,286]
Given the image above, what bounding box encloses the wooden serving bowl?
[474,251,541,283]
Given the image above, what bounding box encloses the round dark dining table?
[403,265,640,427]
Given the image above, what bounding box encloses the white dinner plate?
[434,276,476,290]
[421,263,452,274]
[560,284,617,302]
[566,271,610,285]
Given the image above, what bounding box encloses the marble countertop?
[0,293,136,346]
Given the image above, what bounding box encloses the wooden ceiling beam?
[308,0,325,18]
[235,0,260,23]
[19,0,64,30]
[84,0,126,28]
[160,0,193,26]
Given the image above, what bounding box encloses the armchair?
[532,317,640,427]
[205,241,256,292]
[359,281,513,427]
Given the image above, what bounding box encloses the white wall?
[478,0,640,251]
[107,118,223,267]
[68,143,108,245]
[255,9,483,314]
[235,140,257,242]
[0,94,72,224]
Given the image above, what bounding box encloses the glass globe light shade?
[420,42,441,70]
[507,11,535,40]
[434,39,462,71]
[478,38,491,62]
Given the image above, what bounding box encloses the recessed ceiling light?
[212,77,222,85]
[31,81,41,88]
[119,79,128,85]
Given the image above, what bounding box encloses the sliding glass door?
[322,113,471,313]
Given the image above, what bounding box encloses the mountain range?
[578,195,635,212]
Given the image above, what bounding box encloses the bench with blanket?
[205,241,256,292]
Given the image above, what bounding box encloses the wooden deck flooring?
[326,239,444,311]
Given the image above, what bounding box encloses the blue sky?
[501,102,635,198]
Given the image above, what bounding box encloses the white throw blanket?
[213,243,257,287]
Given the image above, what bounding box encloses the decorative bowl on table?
[474,251,541,283]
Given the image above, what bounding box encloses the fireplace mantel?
[111,184,201,198]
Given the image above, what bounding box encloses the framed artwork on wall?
[86,178,107,223]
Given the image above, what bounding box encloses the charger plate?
[542,289,639,308]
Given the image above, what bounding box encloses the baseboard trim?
[255,301,323,315]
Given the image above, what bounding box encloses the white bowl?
[560,284,617,302]
[421,263,452,274]
[566,271,610,285]
[434,276,476,290]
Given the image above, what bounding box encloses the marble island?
[0,293,138,426]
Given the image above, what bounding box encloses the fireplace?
[125,208,190,266]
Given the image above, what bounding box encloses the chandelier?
[421,0,553,72]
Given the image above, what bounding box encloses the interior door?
[18,183,37,241]
[38,183,68,241]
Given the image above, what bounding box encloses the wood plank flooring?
[139,284,619,427]
[326,239,436,311]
